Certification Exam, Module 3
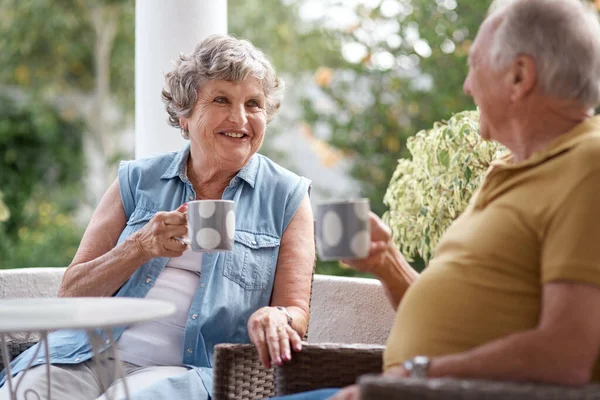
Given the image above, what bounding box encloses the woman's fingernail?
[295,344,302,351]
[286,351,291,360]
[276,357,282,365]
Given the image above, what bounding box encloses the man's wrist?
[403,356,431,378]
[372,243,403,278]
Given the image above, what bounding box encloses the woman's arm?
[58,179,188,297]
[248,194,315,368]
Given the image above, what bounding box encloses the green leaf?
[438,150,450,167]
[464,166,472,183]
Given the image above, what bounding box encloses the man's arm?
[343,212,419,310]
[370,245,418,310]
[421,282,600,384]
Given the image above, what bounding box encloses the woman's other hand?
[341,212,393,275]
[129,203,188,261]
[248,306,303,368]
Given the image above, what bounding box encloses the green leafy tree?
[0,94,85,268]
[0,0,132,268]
[0,0,135,203]
[228,0,346,74]
[296,0,597,275]
[0,94,84,236]
[299,0,491,217]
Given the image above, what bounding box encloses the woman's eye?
[246,99,261,108]
[213,97,228,104]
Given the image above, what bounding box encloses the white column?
[135,0,227,159]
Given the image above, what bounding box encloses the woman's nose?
[228,104,248,125]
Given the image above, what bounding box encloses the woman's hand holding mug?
[130,203,189,260]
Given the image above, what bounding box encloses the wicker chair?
[359,375,600,400]
[0,341,36,370]
[212,343,384,399]
[271,343,600,400]
[212,253,319,400]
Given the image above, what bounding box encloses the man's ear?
[510,55,537,101]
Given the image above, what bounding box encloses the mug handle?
[174,236,190,247]
[173,204,190,247]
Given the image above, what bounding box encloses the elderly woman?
[0,35,314,400]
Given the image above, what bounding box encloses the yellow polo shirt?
[384,116,600,380]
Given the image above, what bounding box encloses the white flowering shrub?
[383,110,503,262]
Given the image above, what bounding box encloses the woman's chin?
[215,149,254,168]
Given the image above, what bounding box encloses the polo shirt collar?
[491,116,600,169]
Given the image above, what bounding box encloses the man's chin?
[478,125,491,141]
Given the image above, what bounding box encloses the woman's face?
[182,77,267,170]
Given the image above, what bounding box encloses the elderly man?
[273,0,600,399]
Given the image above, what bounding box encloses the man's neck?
[500,102,592,163]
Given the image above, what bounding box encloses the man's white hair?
[488,0,600,108]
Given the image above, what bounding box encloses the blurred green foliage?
[0,191,9,222]
[0,0,491,274]
[3,0,596,274]
[0,199,83,268]
[0,94,85,268]
[0,95,84,232]
[0,0,135,110]
[0,0,132,268]
[299,0,490,218]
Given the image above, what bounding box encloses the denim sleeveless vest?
[1,144,311,391]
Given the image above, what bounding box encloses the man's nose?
[463,74,472,96]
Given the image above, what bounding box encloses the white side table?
[0,297,176,400]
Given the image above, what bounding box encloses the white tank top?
[117,249,202,366]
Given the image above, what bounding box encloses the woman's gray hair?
[162,35,285,128]
[488,0,600,108]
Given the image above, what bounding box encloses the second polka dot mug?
[187,200,236,252]
[315,198,371,261]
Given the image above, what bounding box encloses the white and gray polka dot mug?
[315,198,371,261]
[186,200,235,252]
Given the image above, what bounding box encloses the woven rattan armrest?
[274,343,384,396]
[213,343,274,400]
[357,375,600,400]
[0,340,37,368]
